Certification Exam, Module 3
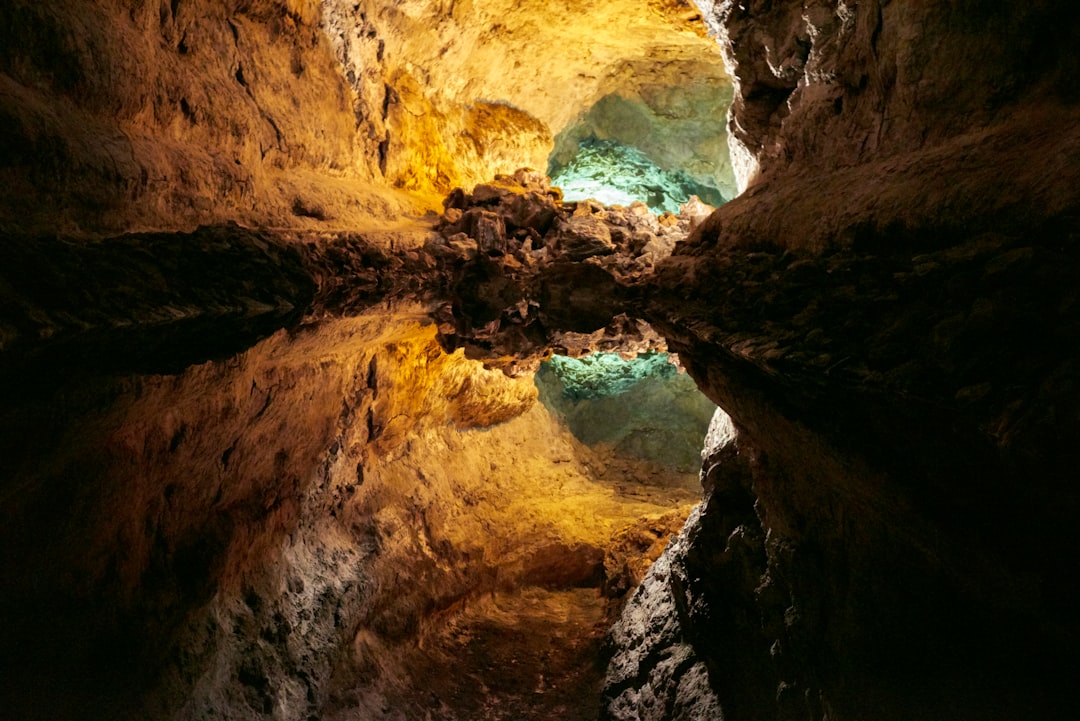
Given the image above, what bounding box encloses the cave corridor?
[2,1,1079,720]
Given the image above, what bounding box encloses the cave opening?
[537,351,716,478]
[547,85,737,213]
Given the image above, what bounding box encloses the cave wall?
[550,77,737,202]
[2,0,1079,719]
[0,0,418,233]
[599,1,1080,719]
[695,0,1080,191]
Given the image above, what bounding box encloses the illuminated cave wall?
[4,0,1078,720]
[536,353,716,474]
[0,307,700,720]
[549,79,736,212]
[0,0,730,232]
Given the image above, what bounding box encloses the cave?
[2,1,1079,720]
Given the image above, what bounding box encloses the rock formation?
[2,1,1080,720]
[595,2,1080,719]
[0,0,728,232]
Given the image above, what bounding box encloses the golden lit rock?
[3,1,1080,720]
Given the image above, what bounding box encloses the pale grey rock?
[678,195,715,232]
[640,236,676,264]
[601,505,724,721]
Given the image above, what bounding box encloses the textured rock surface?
[594,2,1080,719]
[536,353,716,475]
[325,0,725,159]
[550,81,737,205]
[429,169,710,374]
[3,0,1080,720]
[0,0,730,231]
[692,0,1080,192]
[0,210,715,718]
[0,303,698,720]
[552,139,726,214]
[0,0,426,233]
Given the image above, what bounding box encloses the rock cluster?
[431,168,703,271]
[425,168,715,372]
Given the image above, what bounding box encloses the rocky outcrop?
[592,2,1080,719]
[694,0,1080,192]
[635,215,1080,721]
[428,169,715,373]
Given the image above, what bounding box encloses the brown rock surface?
[0,303,699,720]
[0,0,423,233]
[593,2,1080,720]
[2,1,1080,720]
[1,0,730,231]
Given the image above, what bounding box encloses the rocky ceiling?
[0,0,729,233]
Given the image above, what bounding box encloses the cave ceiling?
[344,0,727,133]
[0,0,731,231]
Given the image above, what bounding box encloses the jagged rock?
[678,195,714,231]
[425,232,479,263]
[630,230,657,255]
[640,235,676,264]
[657,212,679,228]
[471,182,515,204]
[512,167,551,191]
[506,192,558,234]
[551,136,729,214]
[443,207,463,224]
[602,408,773,721]
[462,208,509,255]
[555,216,616,261]
[608,225,631,249]
[601,505,724,721]
[444,187,469,211]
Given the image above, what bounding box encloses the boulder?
[640,235,676,263]
[472,183,515,204]
[463,208,508,255]
[678,195,714,231]
[512,168,550,191]
[505,191,557,234]
[556,216,616,261]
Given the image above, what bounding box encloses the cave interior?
[1,1,1079,720]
